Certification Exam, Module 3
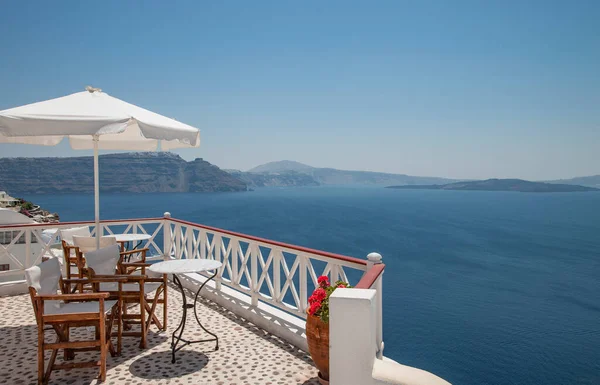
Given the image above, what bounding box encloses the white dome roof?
[0,208,36,225]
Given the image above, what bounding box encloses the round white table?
[149,259,222,363]
[109,233,152,250]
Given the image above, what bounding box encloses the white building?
[0,191,19,208]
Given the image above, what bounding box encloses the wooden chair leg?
[37,322,45,385]
[163,276,168,330]
[44,347,59,384]
[62,325,74,361]
[117,299,123,356]
[107,309,117,357]
[145,298,161,331]
[139,293,147,349]
[99,303,107,382]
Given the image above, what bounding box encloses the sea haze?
[29,187,600,385]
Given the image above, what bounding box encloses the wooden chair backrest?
[24,258,62,323]
[59,226,91,246]
[84,244,121,276]
[73,236,117,254]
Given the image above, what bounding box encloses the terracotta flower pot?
[306,314,330,383]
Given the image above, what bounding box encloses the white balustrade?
[163,217,369,319]
[1,215,369,318]
[0,218,165,284]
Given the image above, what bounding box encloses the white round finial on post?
[367,252,382,264]
[163,212,171,218]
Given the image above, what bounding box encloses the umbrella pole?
[93,135,100,249]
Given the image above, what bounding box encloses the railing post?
[163,212,171,260]
[186,226,193,260]
[299,254,307,314]
[25,229,31,268]
[331,264,340,283]
[174,224,182,259]
[202,230,220,290]
[367,252,384,359]
[273,248,281,301]
[228,237,237,284]
[214,233,221,263]
[251,243,258,306]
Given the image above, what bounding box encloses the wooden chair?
[25,258,125,384]
[74,235,145,276]
[59,226,91,286]
[65,235,118,293]
[85,245,168,349]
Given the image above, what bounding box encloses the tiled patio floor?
[0,285,319,385]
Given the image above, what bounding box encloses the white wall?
[329,288,451,385]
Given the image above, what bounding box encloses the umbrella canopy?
[0,87,201,248]
[0,87,200,150]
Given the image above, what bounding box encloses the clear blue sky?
[0,1,598,180]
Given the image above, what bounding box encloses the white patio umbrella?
[0,86,200,248]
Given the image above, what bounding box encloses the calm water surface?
[29,187,600,385]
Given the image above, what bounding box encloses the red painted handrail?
[167,218,368,266]
[355,263,385,289]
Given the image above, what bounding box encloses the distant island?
[229,160,458,188]
[386,179,600,193]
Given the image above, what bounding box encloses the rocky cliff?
[0,153,247,194]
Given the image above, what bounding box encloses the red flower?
[317,275,329,288]
[313,288,326,301]
[337,284,346,288]
[308,294,318,304]
[308,301,322,315]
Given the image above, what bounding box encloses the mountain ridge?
[242,160,458,187]
[546,175,600,188]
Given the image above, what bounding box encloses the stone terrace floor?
[0,285,319,385]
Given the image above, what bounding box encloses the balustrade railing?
[0,218,164,281]
[0,214,382,348]
[164,216,369,319]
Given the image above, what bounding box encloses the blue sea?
[29,187,600,385]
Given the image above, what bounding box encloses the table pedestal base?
[171,273,219,363]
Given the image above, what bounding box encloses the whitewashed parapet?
[330,288,451,385]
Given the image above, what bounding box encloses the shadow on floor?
[129,350,209,379]
[0,321,169,385]
[174,281,316,367]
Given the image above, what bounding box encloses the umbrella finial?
[85,86,102,93]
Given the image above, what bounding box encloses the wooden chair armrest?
[120,248,149,256]
[37,292,110,301]
[87,275,130,282]
[120,262,152,268]
[141,276,167,283]
[63,275,127,284]
[120,275,149,281]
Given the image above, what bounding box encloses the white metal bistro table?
[109,233,152,251]
[149,259,222,363]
